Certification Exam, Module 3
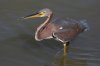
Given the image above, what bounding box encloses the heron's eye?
[39,11,45,15]
[38,11,46,17]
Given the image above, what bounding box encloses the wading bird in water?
[23,8,88,56]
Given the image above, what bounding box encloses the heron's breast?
[36,23,60,40]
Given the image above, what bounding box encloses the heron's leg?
[63,42,69,66]
[63,42,69,56]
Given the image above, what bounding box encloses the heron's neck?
[35,13,53,41]
[44,14,53,25]
[39,13,53,29]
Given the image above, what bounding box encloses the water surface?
[0,0,100,66]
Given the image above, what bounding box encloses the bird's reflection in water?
[42,48,69,66]
[43,48,87,66]
[53,48,69,66]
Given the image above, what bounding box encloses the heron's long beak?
[23,12,40,19]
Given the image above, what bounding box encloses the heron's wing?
[52,18,86,42]
[53,29,79,42]
[52,18,88,32]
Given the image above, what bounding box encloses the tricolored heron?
[23,8,88,56]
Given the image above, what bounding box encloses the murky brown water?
[0,0,100,66]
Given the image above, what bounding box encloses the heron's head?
[23,8,52,19]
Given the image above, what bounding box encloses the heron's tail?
[79,20,89,31]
